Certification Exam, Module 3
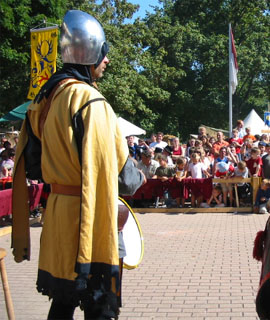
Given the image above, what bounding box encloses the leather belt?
[50,183,81,196]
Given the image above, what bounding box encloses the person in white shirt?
[236,119,245,139]
[149,132,167,150]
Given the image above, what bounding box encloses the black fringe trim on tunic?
[37,263,120,318]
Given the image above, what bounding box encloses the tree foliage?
[0,0,270,140]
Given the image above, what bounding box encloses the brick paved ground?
[0,212,267,319]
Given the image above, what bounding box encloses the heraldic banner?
[27,26,58,100]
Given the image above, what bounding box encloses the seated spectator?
[211,131,229,159]
[187,153,209,207]
[232,161,250,203]
[156,155,176,208]
[243,127,256,142]
[175,157,187,207]
[254,179,270,214]
[126,135,138,159]
[137,149,159,179]
[149,132,167,151]
[171,137,184,163]
[200,185,225,208]
[258,141,267,157]
[240,138,253,161]
[246,147,262,177]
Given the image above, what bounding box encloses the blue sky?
[128,0,162,19]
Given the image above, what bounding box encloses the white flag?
[229,27,238,94]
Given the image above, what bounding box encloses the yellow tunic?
[12,79,128,302]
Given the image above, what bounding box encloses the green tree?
[141,0,270,139]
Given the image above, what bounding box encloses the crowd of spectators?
[0,136,17,179]
[126,122,270,211]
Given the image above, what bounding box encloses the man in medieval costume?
[12,10,144,319]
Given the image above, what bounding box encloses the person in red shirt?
[229,129,243,159]
[243,127,256,142]
[171,137,184,162]
[246,147,262,177]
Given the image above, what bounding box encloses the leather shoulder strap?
[38,78,73,136]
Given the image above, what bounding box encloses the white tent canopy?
[242,109,269,135]
[117,117,146,137]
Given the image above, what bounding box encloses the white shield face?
[118,198,144,269]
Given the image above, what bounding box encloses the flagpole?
[229,23,233,137]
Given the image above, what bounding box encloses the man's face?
[127,136,134,144]
[92,56,109,79]
[217,132,223,141]
[141,154,151,166]
[157,134,163,142]
[259,145,266,154]
[238,121,244,128]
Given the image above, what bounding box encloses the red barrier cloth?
[182,178,213,199]
[122,178,213,201]
[0,183,43,218]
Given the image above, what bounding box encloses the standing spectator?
[258,141,267,157]
[243,127,256,142]
[262,143,270,178]
[246,147,262,177]
[136,138,149,160]
[126,135,138,159]
[200,135,212,150]
[186,137,196,157]
[261,134,269,144]
[211,132,229,158]
[187,153,209,207]
[198,126,207,139]
[175,157,187,207]
[137,149,159,179]
[240,138,254,161]
[0,137,7,153]
[171,137,184,163]
[236,120,245,139]
[229,129,243,159]
[156,155,176,208]
[149,132,168,151]
[150,133,157,144]
[232,161,250,203]
[0,148,15,177]
[162,145,174,166]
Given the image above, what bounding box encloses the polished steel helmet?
[60,10,106,65]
